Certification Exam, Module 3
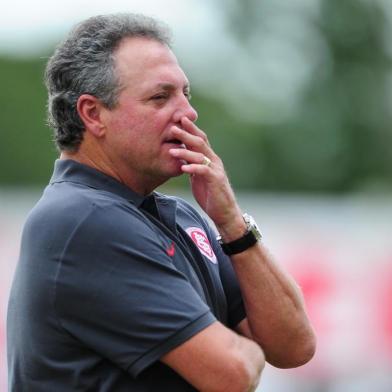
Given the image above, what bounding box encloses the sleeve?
[176,198,247,329]
[54,204,216,378]
[211,236,247,329]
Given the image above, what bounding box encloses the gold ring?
[202,156,211,167]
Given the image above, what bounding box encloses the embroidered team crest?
[185,227,217,264]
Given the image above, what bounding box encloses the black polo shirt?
[7,159,245,391]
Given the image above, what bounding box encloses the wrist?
[217,213,262,256]
[216,213,246,243]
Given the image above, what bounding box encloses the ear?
[76,94,106,138]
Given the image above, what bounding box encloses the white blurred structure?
[1,190,391,391]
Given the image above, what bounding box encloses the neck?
[60,150,166,196]
[60,149,121,183]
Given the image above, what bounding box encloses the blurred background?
[1,0,391,390]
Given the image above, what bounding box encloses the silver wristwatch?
[217,213,262,255]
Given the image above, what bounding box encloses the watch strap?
[218,229,258,255]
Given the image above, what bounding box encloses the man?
[7,13,316,391]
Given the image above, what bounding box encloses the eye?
[184,91,192,100]
[151,93,169,101]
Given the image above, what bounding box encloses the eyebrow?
[154,82,190,92]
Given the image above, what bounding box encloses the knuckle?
[199,131,208,141]
[212,154,222,165]
[195,138,204,148]
[215,172,225,182]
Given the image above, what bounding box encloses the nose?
[173,96,198,124]
[186,102,198,123]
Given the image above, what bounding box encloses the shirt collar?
[50,159,146,207]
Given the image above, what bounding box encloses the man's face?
[100,37,198,188]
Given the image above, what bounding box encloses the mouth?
[163,138,186,149]
[165,139,182,145]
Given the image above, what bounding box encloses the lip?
[163,141,186,149]
[162,136,186,149]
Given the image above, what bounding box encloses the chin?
[151,158,185,183]
[168,158,185,177]
[166,167,184,179]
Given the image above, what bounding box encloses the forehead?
[113,37,189,90]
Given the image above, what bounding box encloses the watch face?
[243,213,252,226]
[244,213,262,240]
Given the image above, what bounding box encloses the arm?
[168,117,316,368]
[161,321,264,392]
[231,243,316,368]
[218,213,316,368]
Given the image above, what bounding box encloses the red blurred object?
[373,257,392,358]
[286,246,336,336]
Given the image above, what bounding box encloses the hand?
[168,117,246,240]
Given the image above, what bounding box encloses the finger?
[171,126,212,155]
[169,148,210,165]
[181,163,213,176]
[181,117,209,145]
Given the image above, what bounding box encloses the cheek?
[132,114,168,143]
[105,105,170,148]
[110,111,136,132]
[149,111,172,134]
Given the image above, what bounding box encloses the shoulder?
[26,182,116,227]
[23,182,160,253]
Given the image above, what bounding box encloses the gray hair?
[45,13,171,151]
